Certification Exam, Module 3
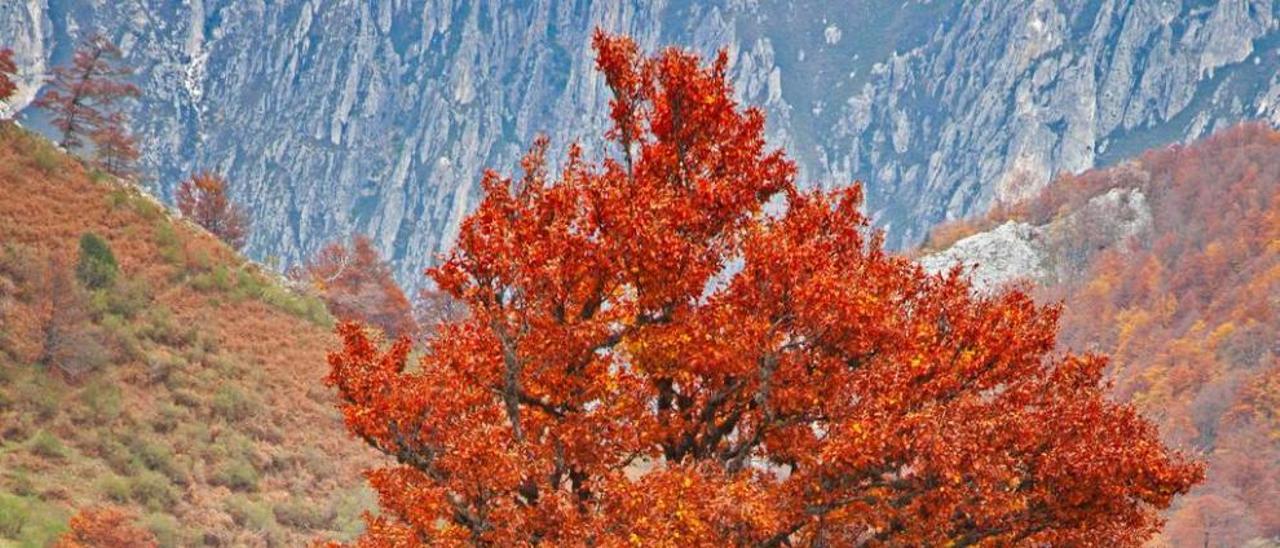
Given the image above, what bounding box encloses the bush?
[224,495,278,533]
[31,142,61,174]
[98,474,131,503]
[0,493,69,543]
[141,512,181,547]
[210,385,258,422]
[128,470,177,511]
[212,458,259,492]
[0,493,29,538]
[76,233,119,289]
[29,430,68,460]
[129,436,181,481]
[273,497,335,530]
[154,221,183,265]
[104,278,150,318]
[77,380,123,426]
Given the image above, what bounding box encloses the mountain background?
[2,0,1279,287]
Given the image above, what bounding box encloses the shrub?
[0,493,28,538]
[77,379,123,426]
[210,385,257,421]
[141,512,181,547]
[76,233,119,290]
[31,142,61,174]
[128,470,177,511]
[97,475,131,503]
[104,277,150,319]
[153,221,183,265]
[0,493,69,543]
[29,430,68,460]
[128,436,180,481]
[212,458,259,492]
[224,495,278,534]
[150,402,184,434]
[273,497,335,530]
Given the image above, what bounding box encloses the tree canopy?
[326,31,1201,546]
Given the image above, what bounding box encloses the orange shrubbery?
[55,506,156,548]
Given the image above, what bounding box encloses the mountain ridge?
[4,1,1280,284]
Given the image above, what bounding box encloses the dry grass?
[0,122,382,545]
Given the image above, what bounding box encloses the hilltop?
[923,123,1280,546]
[0,123,381,546]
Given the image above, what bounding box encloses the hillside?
[0,123,381,546]
[923,123,1280,546]
[4,1,1278,282]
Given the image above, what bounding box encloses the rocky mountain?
[2,1,1279,285]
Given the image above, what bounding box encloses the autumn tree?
[296,235,415,339]
[40,255,105,379]
[0,47,17,105]
[326,31,1202,546]
[55,506,158,548]
[90,113,141,177]
[175,171,250,250]
[33,35,139,151]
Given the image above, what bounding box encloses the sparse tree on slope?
[33,35,139,151]
[90,113,141,177]
[0,47,17,105]
[297,235,416,339]
[176,171,250,250]
[326,31,1202,546]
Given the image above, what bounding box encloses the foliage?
[326,31,1202,546]
[32,35,139,151]
[40,256,108,378]
[76,232,119,289]
[212,458,260,492]
[55,506,158,548]
[296,235,416,339]
[90,118,141,178]
[0,47,16,105]
[1002,123,1280,543]
[0,493,70,545]
[175,172,250,250]
[0,124,375,545]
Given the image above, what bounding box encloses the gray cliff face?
[1,1,1277,286]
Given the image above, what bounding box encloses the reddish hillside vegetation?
[931,123,1280,546]
[0,123,382,545]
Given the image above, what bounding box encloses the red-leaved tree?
[33,35,139,151]
[296,235,416,339]
[175,171,250,250]
[90,113,141,177]
[326,31,1202,546]
[0,47,17,105]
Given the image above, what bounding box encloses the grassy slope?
[0,123,382,546]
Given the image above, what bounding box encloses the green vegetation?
[76,232,119,289]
